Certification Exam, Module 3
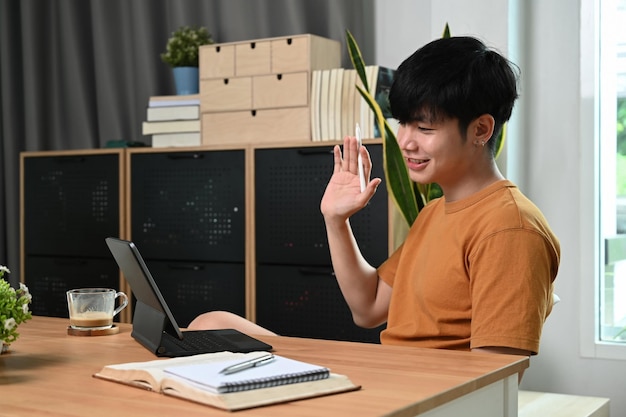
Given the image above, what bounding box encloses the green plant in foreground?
[0,266,32,344]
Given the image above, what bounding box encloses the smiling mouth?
[407,157,430,164]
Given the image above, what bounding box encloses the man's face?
[395,116,480,198]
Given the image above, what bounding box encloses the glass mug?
[66,288,128,330]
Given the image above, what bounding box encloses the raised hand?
[320,136,382,223]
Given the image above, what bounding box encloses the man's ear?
[471,114,495,143]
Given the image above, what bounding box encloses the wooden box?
[199,44,235,79]
[200,77,252,112]
[202,107,310,144]
[235,40,271,76]
[253,72,309,109]
[271,35,341,73]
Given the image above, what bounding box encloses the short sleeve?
[469,229,557,354]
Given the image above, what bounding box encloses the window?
[601,0,626,344]
[583,0,626,359]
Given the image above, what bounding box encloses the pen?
[356,123,366,192]
[219,353,275,375]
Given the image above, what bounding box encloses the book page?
[163,354,329,394]
[94,351,248,390]
[310,70,321,141]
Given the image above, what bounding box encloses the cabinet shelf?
[21,140,391,342]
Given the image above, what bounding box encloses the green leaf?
[494,123,506,159]
[383,121,419,225]
[355,84,419,225]
[442,23,451,39]
[346,30,369,92]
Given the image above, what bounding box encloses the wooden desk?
[0,316,527,417]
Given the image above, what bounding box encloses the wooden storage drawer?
[199,44,235,79]
[236,40,271,76]
[202,107,310,144]
[271,35,341,73]
[200,77,252,112]
[253,72,309,109]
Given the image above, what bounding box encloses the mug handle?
[113,291,129,317]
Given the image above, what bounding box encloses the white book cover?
[142,119,200,135]
[147,105,199,121]
[151,132,201,148]
[149,94,201,107]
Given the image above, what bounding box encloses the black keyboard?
[163,330,232,351]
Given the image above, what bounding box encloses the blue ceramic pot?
[172,66,199,95]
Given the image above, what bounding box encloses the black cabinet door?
[255,145,388,266]
[130,150,245,262]
[146,260,245,328]
[256,264,385,343]
[25,255,119,318]
[23,154,121,258]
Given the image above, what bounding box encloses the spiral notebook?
[164,353,330,394]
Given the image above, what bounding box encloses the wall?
[374,0,626,416]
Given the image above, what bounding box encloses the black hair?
[389,36,519,153]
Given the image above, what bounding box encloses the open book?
[94,351,360,411]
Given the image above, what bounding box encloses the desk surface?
[0,316,528,417]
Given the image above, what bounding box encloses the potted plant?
[0,266,32,353]
[161,25,214,95]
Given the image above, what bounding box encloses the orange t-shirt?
[378,180,560,354]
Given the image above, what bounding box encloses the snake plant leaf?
[442,23,451,39]
[383,120,420,224]
[355,84,419,225]
[347,28,419,226]
[417,182,443,204]
[346,30,369,92]
[494,124,506,159]
[415,183,426,212]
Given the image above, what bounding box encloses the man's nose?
[396,127,413,150]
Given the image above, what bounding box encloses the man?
[190,37,560,379]
[323,34,559,357]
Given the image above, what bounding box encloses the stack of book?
[310,65,395,141]
[142,94,201,147]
